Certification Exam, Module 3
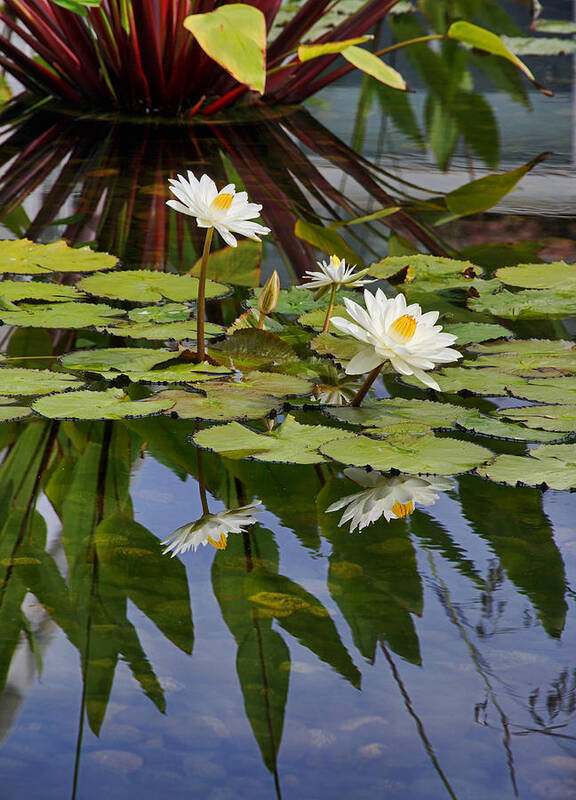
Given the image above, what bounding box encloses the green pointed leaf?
[184,4,266,93]
[209,329,297,370]
[341,47,407,91]
[0,367,83,395]
[154,384,281,421]
[298,36,373,62]
[32,388,175,420]
[190,240,261,287]
[321,432,493,475]
[496,261,576,290]
[194,415,355,464]
[78,270,229,303]
[0,280,83,303]
[329,207,400,229]
[0,301,124,329]
[0,239,118,274]
[294,219,360,264]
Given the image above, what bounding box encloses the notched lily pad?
[496,261,576,290]
[0,239,118,274]
[326,397,480,430]
[78,270,229,303]
[32,388,175,420]
[498,404,576,432]
[442,322,512,345]
[478,444,576,490]
[0,367,83,395]
[370,255,482,282]
[321,432,493,475]
[104,319,224,341]
[0,280,84,304]
[193,414,355,463]
[310,331,366,365]
[208,329,297,370]
[469,287,576,319]
[154,384,283,421]
[0,301,125,329]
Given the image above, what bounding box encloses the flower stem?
[350,364,382,407]
[322,284,337,333]
[257,311,267,330]
[196,226,214,361]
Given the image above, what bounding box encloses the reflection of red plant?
[0,0,400,115]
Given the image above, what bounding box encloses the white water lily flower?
[327,468,453,532]
[302,254,374,291]
[330,288,461,390]
[166,171,270,247]
[162,502,262,557]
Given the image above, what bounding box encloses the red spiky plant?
[0,0,400,115]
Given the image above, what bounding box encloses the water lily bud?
[258,270,280,315]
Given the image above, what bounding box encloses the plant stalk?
[195,226,214,361]
[350,363,382,407]
[322,284,338,333]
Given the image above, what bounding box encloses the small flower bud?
[257,270,280,316]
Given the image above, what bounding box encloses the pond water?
[0,12,576,800]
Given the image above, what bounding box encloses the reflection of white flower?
[330,288,460,390]
[162,502,262,557]
[166,172,270,247]
[302,255,374,292]
[327,468,453,532]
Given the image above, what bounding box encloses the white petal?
[345,347,385,375]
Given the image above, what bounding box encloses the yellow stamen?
[211,192,234,211]
[391,501,414,519]
[208,532,228,549]
[390,314,417,341]
[330,254,341,268]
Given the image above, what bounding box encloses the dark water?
[0,28,575,800]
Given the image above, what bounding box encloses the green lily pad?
[248,286,355,316]
[468,287,576,319]
[0,239,118,274]
[369,255,481,281]
[104,319,224,341]
[495,261,576,290]
[400,366,531,396]
[0,280,84,304]
[310,332,366,365]
[508,377,576,404]
[327,397,480,430]
[128,304,191,323]
[78,270,229,303]
[194,414,355,464]
[190,240,261,287]
[0,301,124,329]
[442,322,512,345]
[61,347,180,377]
[320,431,493,475]
[498,404,576,432]
[0,405,33,422]
[130,362,233,384]
[239,371,313,397]
[470,339,576,357]
[208,329,297,370]
[478,446,576,490]
[32,388,175,420]
[0,367,83,395]
[455,415,562,442]
[297,305,348,330]
[154,384,283,421]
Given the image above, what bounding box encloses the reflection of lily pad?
[32,388,175,419]
[78,270,229,303]
[0,301,125,329]
[0,367,83,395]
[321,432,493,475]
[0,239,118,274]
[194,414,355,463]
[154,384,282,421]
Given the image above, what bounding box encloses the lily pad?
[104,319,224,341]
[478,445,576,490]
[190,240,261,287]
[239,371,313,397]
[470,339,576,357]
[0,239,118,274]
[455,415,562,442]
[0,280,84,304]
[0,405,33,422]
[327,397,480,430]
[320,431,493,475]
[128,304,191,323]
[442,322,512,345]
[0,301,124,329]
[298,305,348,330]
[400,366,531,396]
[208,329,297,370]
[194,414,355,464]
[370,255,481,281]
[0,367,83,395]
[154,384,283,421]
[78,270,229,303]
[310,332,366,365]
[495,261,576,290]
[130,362,233,384]
[508,377,576,405]
[498,404,576,432]
[61,348,180,377]
[32,388,175,420]
[468,287,576,319]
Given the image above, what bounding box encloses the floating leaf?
[0,301,124,329]
[456,415,561,442]
[128,304,190,323]
[370,254,481,282]
[400,366,531,396]
[32,388,175,420]
[501,36,576,56]
[478,450,576,490]
[61,348,180,377]
[508,377,576,405]
[327,398,480,431]
[154,384,282,421]
[469,287,576,319]
[442,322,513,345]
[0,280,83,303]
[239,371,312,398]
[297,304,348,330]
[496,261,576,290]
[0,367,83,395]
[470,339,576,357]
[498,404,576,433]
[105,319,224,341]
[194,415,355,464]
[321,432,493,475]
[0,239,118,274]
[184,4,266,93]
[248,286,354,316]
[78,270,229,303]
[130,362,233,384]
[209,329,297,370]
[310,331,366,365]
[0,406,33,421]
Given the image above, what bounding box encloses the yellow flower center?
[208,532,228,549]
[390,314,417,342]
[211,192,234,211]
[391,500,414,519]
[330,254,341,268]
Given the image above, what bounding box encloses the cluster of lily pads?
[0,234,575,499]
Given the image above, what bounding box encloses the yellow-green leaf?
[294,219,360,264]
[184,4,266,93]
[341,46,407,91]
[298,36,373,62]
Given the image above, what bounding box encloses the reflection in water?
[327,467,453,530]
[162,502,262,555]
